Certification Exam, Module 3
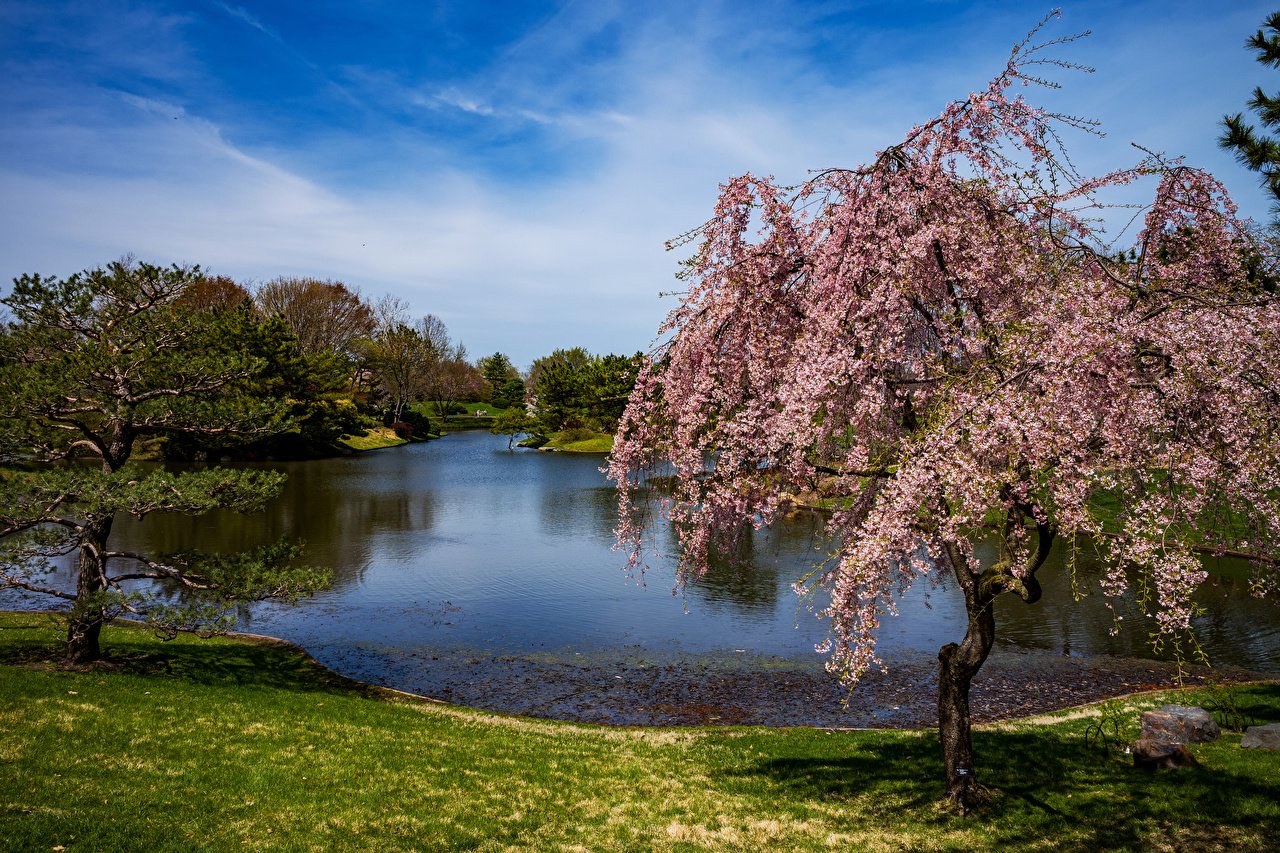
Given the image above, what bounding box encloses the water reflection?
[994,537,1280,666]
[110,455,441,590]
[1,430,1276,673]
[687,513,831,615]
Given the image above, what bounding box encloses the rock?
[1240,723,1280,750]
[1140,704,1220,744]
[1132,738,1199,770]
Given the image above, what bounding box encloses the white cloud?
[1,1,1275,368]
[215,2,277,40]
[432,88,496,116]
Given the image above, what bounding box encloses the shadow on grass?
[1232,682,1280,725]
[110,637,385,698]
[744,720,1280,851]
[747,736,945,816]
[0,613,383,699]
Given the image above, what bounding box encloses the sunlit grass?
[338,427,408,451]
[1,613,1277,851]
[461,402,510,417]
[543,431,614,453]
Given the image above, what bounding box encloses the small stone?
[1140,705,1220,744]
[1240,723,1280,750]
[1132,738,1199,770]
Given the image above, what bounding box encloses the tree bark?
[937,586,996,812]
[936,524,1054,812]
[65,517,113,665]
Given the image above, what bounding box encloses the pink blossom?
[608,22,1280,692]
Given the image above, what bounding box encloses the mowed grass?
[338,427,409,451]
[2,614,1279,852]
[542,431,614,453]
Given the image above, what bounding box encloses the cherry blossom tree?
[609,15,1280,810]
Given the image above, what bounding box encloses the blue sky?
[1,1,1275,368]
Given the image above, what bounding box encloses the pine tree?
[1221,11,1280,211]
[0,259,328,663]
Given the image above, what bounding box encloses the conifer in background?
[1222,11,1280,212]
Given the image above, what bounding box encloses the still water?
[10,430,1280,678]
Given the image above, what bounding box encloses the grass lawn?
[2,613,1278,852]
[409,403,501,433]
[413,402,510,419]
[338,427,408,451]
[541,431,614,453]
[461,402,509,417]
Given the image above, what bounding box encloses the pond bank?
[295,637,1276,728]
[12,611,1275,727]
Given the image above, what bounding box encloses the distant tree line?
[489,347,642,446]
[4,258,645,463]
[0,257,643,660]
[163,272,497,454]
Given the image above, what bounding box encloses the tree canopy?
[254,276,374,359]
[415,314,485,422]
[529,347,640,435]
[477,352,525,409]
[0,260,328,663]
[610,16,1280,810]
[356,296,438,425]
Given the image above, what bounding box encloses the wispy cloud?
[431,88,496,117]
[1,0,1276,367]
[215,2,278,41]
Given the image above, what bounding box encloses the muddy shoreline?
[306,640,1277,728]
[14,611,1275,727]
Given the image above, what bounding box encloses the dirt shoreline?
[298,639,1278,729]
[14,613,1274,729]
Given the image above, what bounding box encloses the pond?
[7,429,1279,724]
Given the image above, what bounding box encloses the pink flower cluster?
[608,22,1280,684]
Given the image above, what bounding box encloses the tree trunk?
[937,544,998,813]
[936,524,1053,812]
[937,600,996,812]
[65,517,113,665]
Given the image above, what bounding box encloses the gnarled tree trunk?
[936,537,993,809]
[66,517,113,665]
[937,578,997,812]
[938,525,1054,811]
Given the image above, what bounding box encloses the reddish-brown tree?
[254,276,374,358]
[177,274,251,312]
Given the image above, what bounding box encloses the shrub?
[398,408,433,438]
[561,426,598,443]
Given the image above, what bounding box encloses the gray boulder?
[1240,723,1280,750]
[1140,705,1221,744]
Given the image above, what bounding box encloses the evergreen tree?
[526,348,640,434]
[528,347,591,432]
[477,352,523,408]
[0,260,328,663]
[489,408,537,449]
[1221,11,1280,212]
[582,353,642,431]
[532,359,586,432]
